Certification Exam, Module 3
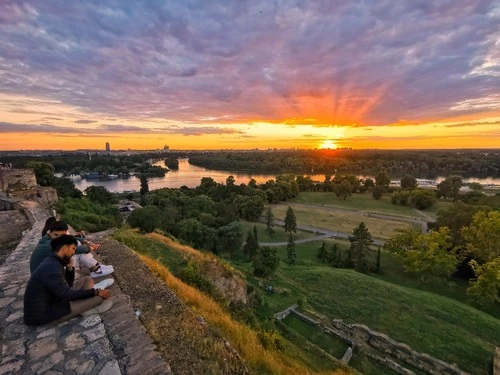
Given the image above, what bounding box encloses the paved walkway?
[0,202,171,375]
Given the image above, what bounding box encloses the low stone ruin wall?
[283,308,471,375]
[330,319,470,375]
[274,304,299,321]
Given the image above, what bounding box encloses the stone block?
[83,323,106,342]
[31,351,64,374]
[6,310,23,323]
[75,359,95,375]
[81,338,113,361]
[0,360,24,375]
[28,337,57,362]
[64,333,85,352]
[97,360,121,375]
[80,315,101,328]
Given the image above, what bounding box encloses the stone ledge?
[0,202,171,375]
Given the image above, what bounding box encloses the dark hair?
[51,235,78,252]
[42,217,57,236]
[49,221,69,233]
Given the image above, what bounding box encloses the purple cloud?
[0,0,498,128]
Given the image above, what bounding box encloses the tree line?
[188,149,500,177]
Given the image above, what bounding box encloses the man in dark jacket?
[30,221,113,278]
[24,235,112,326]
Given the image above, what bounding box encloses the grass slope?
[241,263,499,375]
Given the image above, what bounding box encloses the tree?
[333,180,352,200]
[409,189,436,210]
[400,175,418,190]
[243,229,259,261]
[348,222,373,272]
[233,195,265,221]
[467,258,500,307]
[140,174,149,197]
[468,182,483,191]
[253,246,280,277]
[436,201,490,247]
[385,227,459,282]
[437,175,463,201]
[128,205,161,233]
[84,186,114,205]
[217,221,244,258]
[165,158,179,170]
[265,207,275,236]
[375,170,390,188]
[286,234,296,265]
[53,177,82,198]
[317,242,329,263]
[26,161,56,186]
[461,211,500,264]
[375,246,381,274]
[363,178,375,190]
[372,186,384,200]
[284,206,297,235]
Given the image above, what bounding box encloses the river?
[72,158,500,193]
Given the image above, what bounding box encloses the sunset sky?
[0,1,499,150]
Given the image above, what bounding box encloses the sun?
[319,140,337,149]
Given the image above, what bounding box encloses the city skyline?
[1,1,499,150]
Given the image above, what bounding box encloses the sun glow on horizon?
[319,140,338,149]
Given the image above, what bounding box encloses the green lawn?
[291,192,417,216]
[239,263,499,375]
[240,221,317,243]
[291,191,453,221]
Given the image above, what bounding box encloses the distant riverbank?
[73,158,500,193]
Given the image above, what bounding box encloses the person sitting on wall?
[31,220,113,278]
[24,235,112,326]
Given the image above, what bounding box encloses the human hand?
[90,243,101,252]
[97,289,111,299]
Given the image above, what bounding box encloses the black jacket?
[24,254,96,326]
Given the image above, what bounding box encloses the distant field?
[269,203,414,239]
[291,191,453,220]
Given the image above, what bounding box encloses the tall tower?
[105,142,110,152]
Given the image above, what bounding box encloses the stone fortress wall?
[0,168,37,193]
[0,168,57,262]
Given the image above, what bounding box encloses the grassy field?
[240,220,317,243]
[290,192,453,220]
[269,203,414,239]
[233,262,499,375]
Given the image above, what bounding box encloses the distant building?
[163,145,170,151]
[105,142,110,152]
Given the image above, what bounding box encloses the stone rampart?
[0,168,37,193]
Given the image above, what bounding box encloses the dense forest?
[189,149,500,178]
